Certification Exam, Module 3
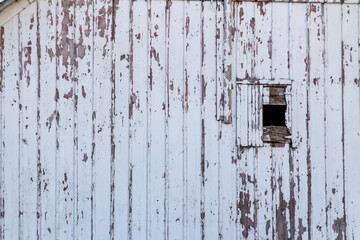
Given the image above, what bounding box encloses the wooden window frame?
[236,79,292,147]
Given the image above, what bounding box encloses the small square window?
[236,79,292,147]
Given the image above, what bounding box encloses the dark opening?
[263,105,286,126]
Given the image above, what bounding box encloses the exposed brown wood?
[267,86,286,105]
[0,1,359,239]
[263,126,291,143]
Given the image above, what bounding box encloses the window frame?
[236,79,293,147]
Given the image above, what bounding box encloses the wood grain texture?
[19,4,39,239]
[0,1,358,239]
[2,16,20,240]
[74,0,93,238]
[38,0,57,238]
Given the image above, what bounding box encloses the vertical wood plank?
[148,0,166,238]
[248,86,255,146]
[246,85,262,147]
[202,2,219,239]
[245,2,255,79]
[272,2,289,80]
[237,148,256,240]
[289,3,308,239]
[184,2,202,239]
[256,146,273,240]
[113,0,130,238]
[236,2,246,80]
[218,91,238,238]
[255,2,272,80]
[255,85,262,146]
[238,84,248,147]
[222,0,234,123]
[129,1,148,238]
[271,4,292,239]
[2,16,20,240]
[219,2,237,234]
[18,4,38,239]
[74,0,93,238]
[216,1,224,121]
[56,0,76,237]
[93,0,113,238]
[167,1,184,239]
[324,4,345,240]
[38,0,57,237]
[308,3,327,239]
[273,146,291,240]
[343,4,360,239]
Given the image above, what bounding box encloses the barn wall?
[0,1,359,239]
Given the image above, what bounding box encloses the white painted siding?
[0,1,359,239]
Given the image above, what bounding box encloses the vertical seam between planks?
[74,1,79,237]
[217,0,222,226]
[340,4,347,240]
[271,146,274,240]
[200,1,205,239]
[252,3,255,79]
[110,0,117,238]
[145,0,150,238]
[17,13,21,239]
[287,4,295,239]
[245,4,249,145]
[181,0,186,238]
[217,119,221,239]
[217,0,223,226]
[128,0,134,238]
[288,142,295,239]
[306,3,312,239]
[147,1,151,239]
[253,148,257,237]
[19,13,22,239]
[126,0,132,238]
[0,25,3,240]
[287,2,290,81]
[234,4,239,239]
[54,0,58,236]
[215,0,221,121]
[183,2,189,238]
[0,26,3,240]
[270,2,273,80]
[322,5,329,240]
[74,1,78,237]
[164,0,170,238]
[164,1,168,239]
[72,1,77,238]
[90,0,95,237]
[36,2,42,239]
[215,0,220,231]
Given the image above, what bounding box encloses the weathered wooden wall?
[0,0,359,239]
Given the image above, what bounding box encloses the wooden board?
[19,4,38,239]
[308,4,327,239]
[74,0,93,238]
[113,0,130,238]
[343,4,360,240]
[324,4,345,240]
[0,1,359,239]
[184,2,202,239]
[38,0,57,237]
[289,4,308,239]
[2,16,20,240]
